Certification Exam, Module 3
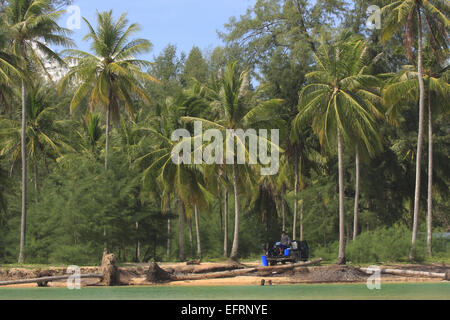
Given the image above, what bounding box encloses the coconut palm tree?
[0,82,73,189]
[293,33,383,264]
[3,0,73,262]
[380,0,449,260]
[59,10,157,170]
[140,89,210,261]
[182,61,283,260]
[384,60,450,256]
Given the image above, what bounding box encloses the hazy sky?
[60,0,256,59]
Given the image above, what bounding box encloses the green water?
[0,282,449,300]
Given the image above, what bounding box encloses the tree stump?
[146,262,173,283]
[101,253,120,286]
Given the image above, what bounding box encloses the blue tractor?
[265,240,309,266]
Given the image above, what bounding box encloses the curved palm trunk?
[353,149,360,240]
[337,127,346,264]
[194,204,201,258]
[178,197,185,261]
[427,89,433,257]
[223,189,229,257]
[293,152,299,240]
[18,79,26,263]
[230,163,239,260]
[410,9,426,261]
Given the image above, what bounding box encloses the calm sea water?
[0,282,449,300]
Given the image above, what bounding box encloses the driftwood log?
[173,268,257,281]
[168,262,245,274]
[0,274,103,286]
[360,267,449,280]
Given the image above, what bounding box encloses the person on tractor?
[279,230,291,255]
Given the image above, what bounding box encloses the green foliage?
[346,224,425,263]
[182,46,209,88]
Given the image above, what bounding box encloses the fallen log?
[360,267,448,280]
[172,268,257,281]
[167,262,245,274]
[0,274,103,286]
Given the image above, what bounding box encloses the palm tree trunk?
[178,197,185,261]
[281,197,286,231]
[167,201,171,259]
[33,162,38,192]
[167,218,171,259]
[410,8,426,261]
[218,182,223,233]
[105,103,111,170]
[188,218,193,256]
[427,88,433,257]
[353,149,360,240]
[218,194,223,233]
[103,227,107,254]
[33,162,38,204]
[194,204,201,258]
[18,79,26,264]
[135,221,141,262]
[224,189,229,257]
[293,151,299,240]
[409,197,414,227]
[230,163,239,260]
[337,127,346,264]
[299,200,304,241]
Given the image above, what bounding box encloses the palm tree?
[0,82,73,189]
[3,0,73,262]
[286,130,318,241]
[182,61,283,260]
[384,61,450,256]
[380,0,449,260]
[293,33,383,264]
[140,89,210,261]
[59,10,157,170]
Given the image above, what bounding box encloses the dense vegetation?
[0,0,448,265]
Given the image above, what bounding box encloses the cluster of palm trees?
[0,0,448,264]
